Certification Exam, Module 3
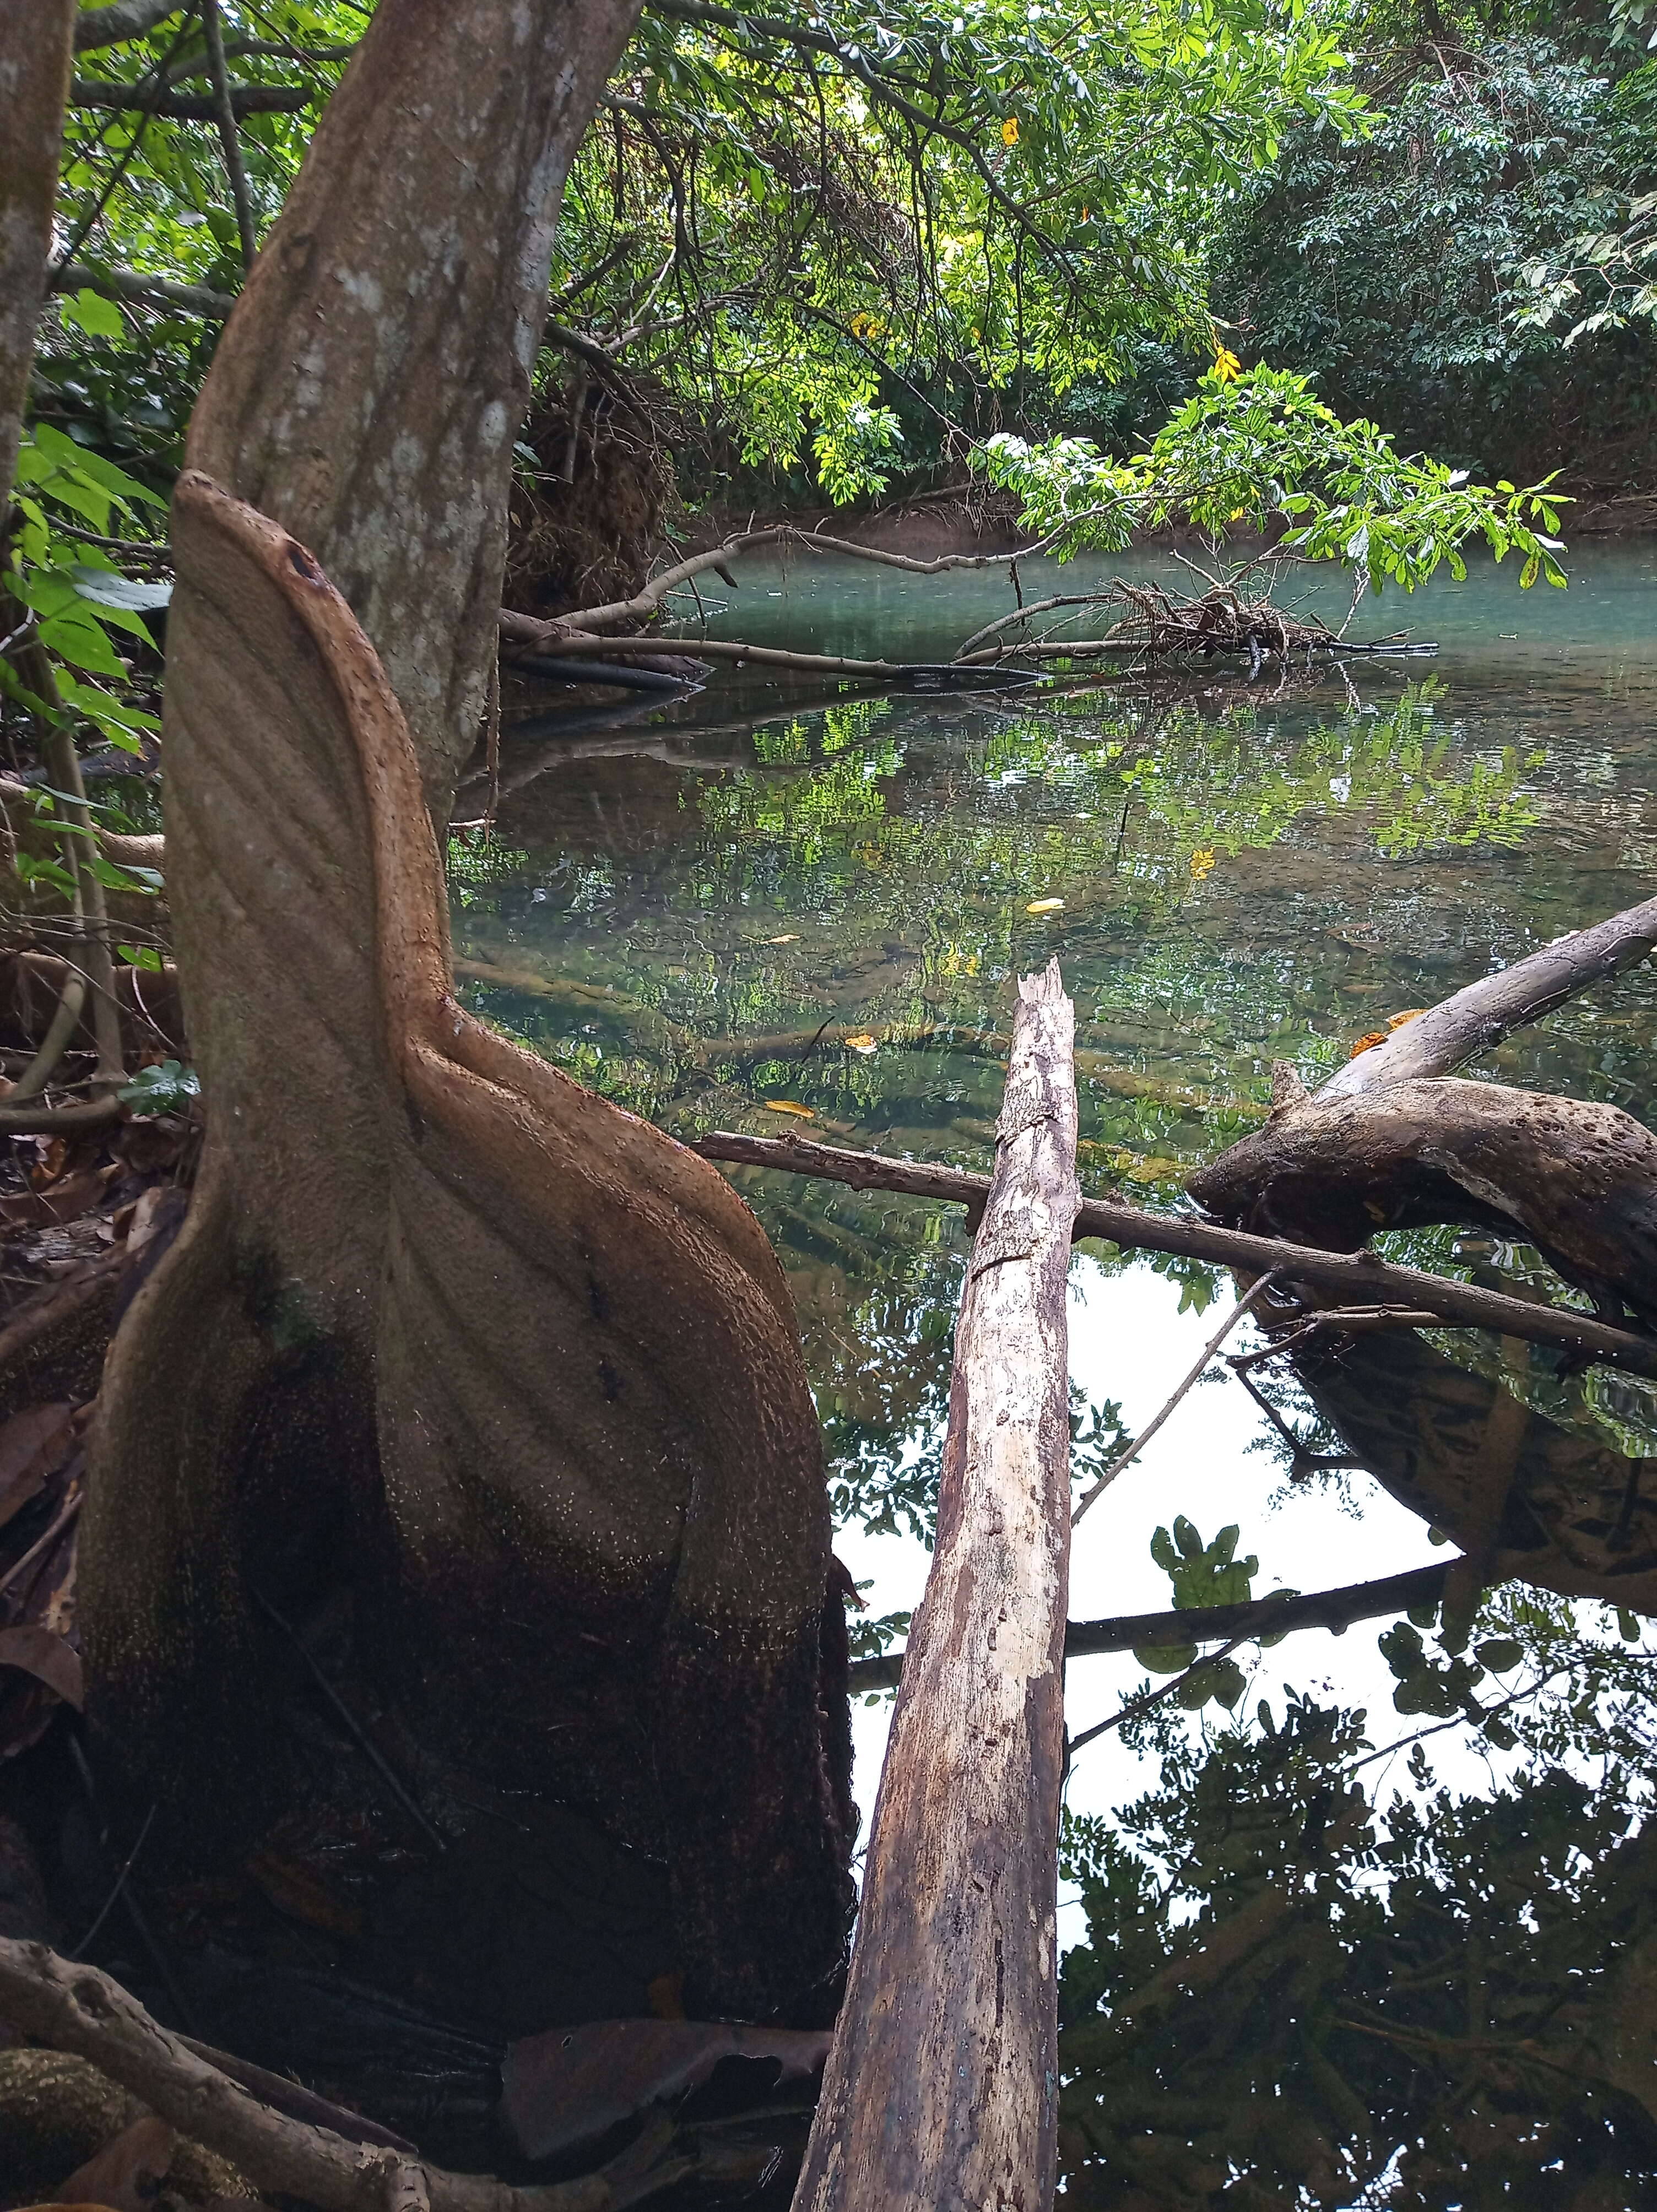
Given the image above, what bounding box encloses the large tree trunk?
[795,961,1079,2212]
[0,0,77,510]
[82,0,855,2024]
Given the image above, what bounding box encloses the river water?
[448,538,1657,1826]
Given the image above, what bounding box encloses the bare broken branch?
[692,1129,1657,1379]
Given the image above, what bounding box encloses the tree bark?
[182,0,640,821]
[794,958,1080,2212]
[0,0,77,512]
[82,0,855,2023]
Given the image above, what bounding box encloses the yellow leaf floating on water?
[763,1100,815,1118]
[1189,848,1217,880]
[1026,897,1065,914]
[765,933,800,944]
[843,1034,879,1055]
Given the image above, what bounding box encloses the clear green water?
[449,540,1657,1531]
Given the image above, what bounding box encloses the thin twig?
[482,652,501,832]
[1071,1274,1278,1526]
[0,1490,82,1598]
[1068,1636,1249,1758]
[69,1803,157,1958]
[201,0,257,268]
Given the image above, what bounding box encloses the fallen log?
[846,1561,1453,1691]
[690,1131,1657,1380]
[795,959,1080,2212]
[1317,896,1657,1102]
[1190,897,1657,1329]
[1187,890,1657,1609]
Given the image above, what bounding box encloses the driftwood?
[1190,1075,1657,1330]
[0,1939,671,2212]
[691,1131,1657,1380]
[1190,897,1657,1330]
[795,960,1080,2212]
[1188,892,1657,1608]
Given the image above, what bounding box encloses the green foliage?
[40,0,1369,509]
[118,1058,199,1114]
[1057,1592,1657,2207]
[1127,1517,1292,1712]
[562,0,1367,499]
[977,364,1568,602]
[1210,32,1657,479]
[3,427,167,757]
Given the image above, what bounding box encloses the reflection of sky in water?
[450,541,1657,1925]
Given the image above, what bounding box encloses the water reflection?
[450,558,1657,1532]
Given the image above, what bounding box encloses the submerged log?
[1188,1075,1657,1330]
[794,960,1080,2212]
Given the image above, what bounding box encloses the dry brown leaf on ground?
[501,2017,832,2160]
[55,2116,178,2212]
[0,1623,83,1707]
[0,1404,76,1531]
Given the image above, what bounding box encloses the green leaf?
[61,287,125,341]
[118,1059,200,1115]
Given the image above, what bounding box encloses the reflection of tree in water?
[1057,1630,1657,2208]
[449,668,1657,1544]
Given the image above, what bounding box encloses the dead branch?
[1318,893,1657,1102]
[691,1129,1657,1378]
[1190,894,1657,1330]
[512,512,1106,640]
[846,1562,1453,1690]
[0,1940,679,2212]
[502,624,1056,684]
[797,959,1079,2212]
[55,258,238,317]
[1187,891,1657,1608]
